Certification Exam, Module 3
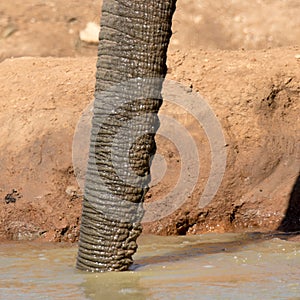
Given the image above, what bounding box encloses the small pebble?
[79,22,100,44]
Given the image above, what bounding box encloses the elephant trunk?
[76,0,176,272]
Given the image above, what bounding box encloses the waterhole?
[0,233,299,299]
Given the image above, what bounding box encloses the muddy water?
[0,233,299,299]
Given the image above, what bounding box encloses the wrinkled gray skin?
[76,0,177,272]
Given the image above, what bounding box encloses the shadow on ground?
[278,173,300,232]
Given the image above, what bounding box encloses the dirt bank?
[0,0,299,241]
[0,46,299,241]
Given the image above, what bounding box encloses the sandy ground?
[0,0,299,241]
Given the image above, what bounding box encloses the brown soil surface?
[0,1,299,242]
